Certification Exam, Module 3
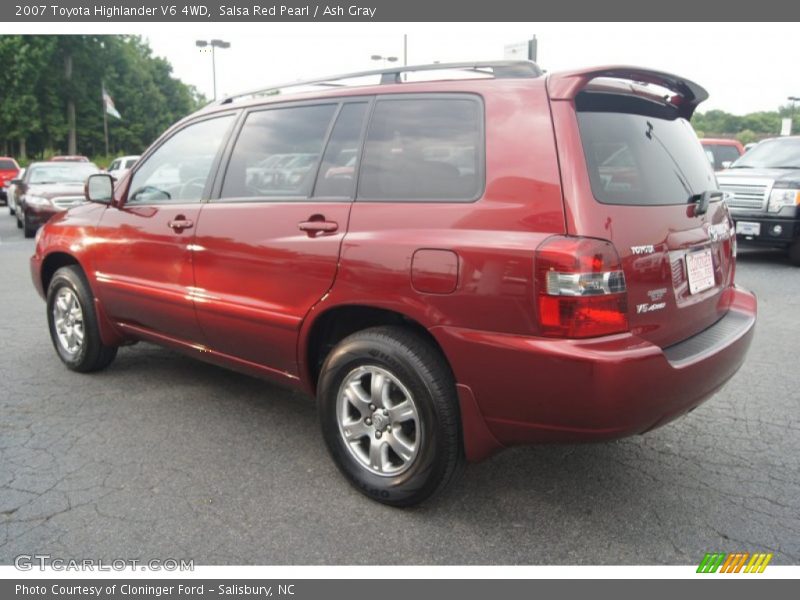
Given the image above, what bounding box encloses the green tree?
[692,106,788,141]
[0,35,204,160]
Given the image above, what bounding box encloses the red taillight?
[535,236,629,338]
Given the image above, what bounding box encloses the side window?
[109,160,119,171]
[220,104,337,200]
[313,102,368,198]
[128,115,234,204]
[358,97,482,201]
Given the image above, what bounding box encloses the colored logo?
[697,552,773,573]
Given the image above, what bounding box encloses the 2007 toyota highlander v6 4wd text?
[30,62,757,506]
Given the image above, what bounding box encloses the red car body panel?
[433,286,754,448]
[90,203,205,343]
[192,201,352,376]
[31,68,757,462]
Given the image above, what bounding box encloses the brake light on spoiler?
[535,236,629,338]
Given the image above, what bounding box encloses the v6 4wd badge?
[637,302,666,314]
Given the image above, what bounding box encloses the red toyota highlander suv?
[30,62,756,506]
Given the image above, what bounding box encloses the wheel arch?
[300,303,450,395]
[301,301,503,463]
[41,251,82,294]
[40,251,126,347]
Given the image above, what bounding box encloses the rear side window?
[577,111,715,206]
[358,97,483,201]
[221,104,337,199]
[0,159,17,170]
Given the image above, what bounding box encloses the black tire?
[789,240,800,267]
[23,211,36,238]
[46,266,118,372]
[16,209,23,229]
[318,326,464,507]
[8,202,15,216]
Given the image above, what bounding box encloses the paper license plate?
[735,221,761,236]
[686,249,715,295]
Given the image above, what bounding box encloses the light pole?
[789,96,800,134]
[371,54,398,67]
[196,39,231,101]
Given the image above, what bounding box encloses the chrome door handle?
[168,218,194,232]
[298,219,339,236]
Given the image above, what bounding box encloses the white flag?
[102,85,122,120]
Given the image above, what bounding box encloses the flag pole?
[102,82,109,156]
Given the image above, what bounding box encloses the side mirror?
[85,174,113,204]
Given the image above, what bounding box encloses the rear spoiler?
[547,66,709,119]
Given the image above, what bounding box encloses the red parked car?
[700,138,745,171]
[30,62,756,506]
[0,156,20,204]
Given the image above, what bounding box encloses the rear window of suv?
[0,159,17,170]
[577,110,715,206]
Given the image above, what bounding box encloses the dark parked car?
[15,161,99,237]
[0,157,20,204]
[717,136,800,264]
[30,62,756,506]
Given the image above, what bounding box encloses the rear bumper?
[432,286,756,454]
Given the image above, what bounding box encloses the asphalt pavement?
[0,211,798,565]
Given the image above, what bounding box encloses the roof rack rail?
[217,60,542,106]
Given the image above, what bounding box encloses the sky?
[4,22,797,115]
[138,22,799,115]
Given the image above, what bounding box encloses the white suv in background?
[107,155,140,180]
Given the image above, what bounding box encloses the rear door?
[192,100,369,375]
[549,72,736,347]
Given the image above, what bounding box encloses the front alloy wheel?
[46,266,118,372]
[52,287,85,356]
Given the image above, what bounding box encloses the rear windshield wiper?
[688,190,724,216]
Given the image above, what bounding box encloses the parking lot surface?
[1,214,798,565]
